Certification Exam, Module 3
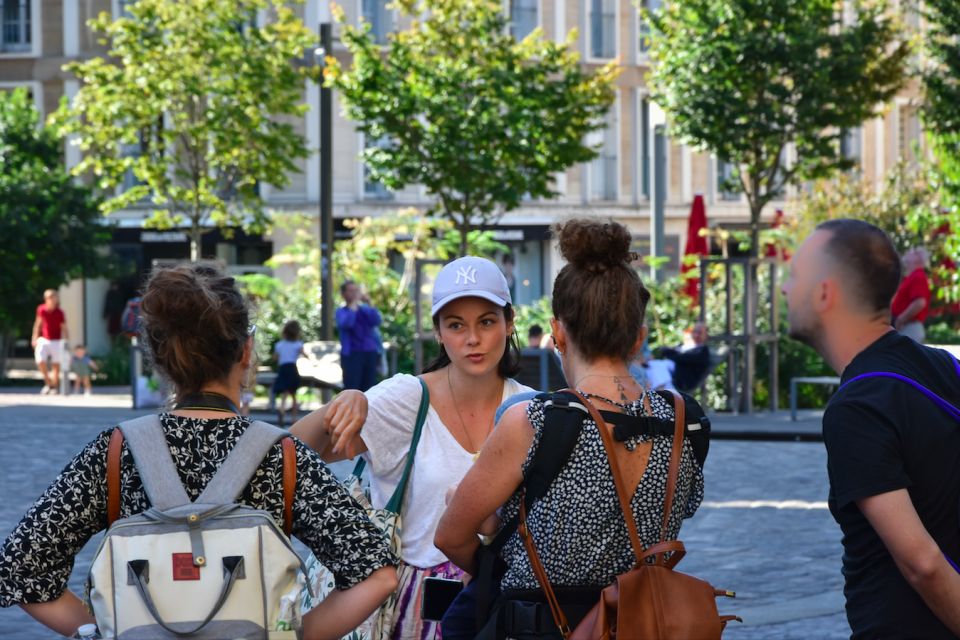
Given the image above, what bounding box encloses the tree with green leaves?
[52,0,319,261]
[326,0,618,256]
[922,0,960,304]
[0,88,109,374]
[648,0,909,254]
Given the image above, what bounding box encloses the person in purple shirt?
[336,280,383,391]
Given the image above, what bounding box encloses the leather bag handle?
[106,427,124,527]
[518,497,572,638]
[281,436,296,536]
[658,390,685,547]
[565,389,646,562]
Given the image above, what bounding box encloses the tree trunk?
[190,219,202,262]
[0,333,9,380]
[458,218,471,257]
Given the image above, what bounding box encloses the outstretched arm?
[858,489,960,635]
[290,390,369,461]
[21,592,94,638]
[301,566,397,640]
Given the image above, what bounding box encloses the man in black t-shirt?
[783,219,960,638]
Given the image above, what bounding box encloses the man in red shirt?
[31,289,69,394]
[891,247,931,343]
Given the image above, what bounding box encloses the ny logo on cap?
[455,266,478,286]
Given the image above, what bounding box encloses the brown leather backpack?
[517,389,740,639]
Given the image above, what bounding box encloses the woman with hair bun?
[0,263,398,640]
[436,219,708,637]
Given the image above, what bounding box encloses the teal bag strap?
[384,378,430,514]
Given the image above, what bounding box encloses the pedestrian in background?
[0,263,398,639]
[69,344,98,396]
[31,289,68,395]
[892,246,931,343]
[292,256,534,639]
[336,280,382,392]
[273,319,306,427]
[784,219,960,637]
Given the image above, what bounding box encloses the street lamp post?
[649,102,667,283]
[317,22,334,341]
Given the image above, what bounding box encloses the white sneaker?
[84,390,92,397]
[40,385,51,395]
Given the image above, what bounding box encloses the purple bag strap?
[837,357,960,422]
[837,355,960,575]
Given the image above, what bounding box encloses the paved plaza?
[0,388,848,639]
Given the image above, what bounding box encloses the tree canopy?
[52,0,319,261]
[0,88,108,350]
[923,0,960,303]
[326,0,618,255]
[648,0,908,254]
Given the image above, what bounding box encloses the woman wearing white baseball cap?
[291,256,534,639]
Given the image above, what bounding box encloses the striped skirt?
[389,560,465,640]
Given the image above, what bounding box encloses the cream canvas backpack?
[87,416,311,639]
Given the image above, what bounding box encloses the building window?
[840,127,862,167]
[362,0,392,44]
[717,159,739,201]
[638,0,661,58]
[1,0,30,53]
[363,135,394,200]
[509,0,538,40]
[589,0,616,59]
[590,105,618,201]
[898,105,921,165]
[640,97,650,198]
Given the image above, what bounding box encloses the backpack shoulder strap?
[119,414,191,510]
[196,420,289,506]
[838,371,960,421]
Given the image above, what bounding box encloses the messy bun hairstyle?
[552,219,650,361]
[140,263,250,401]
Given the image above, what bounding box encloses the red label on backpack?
[172,553,201,581]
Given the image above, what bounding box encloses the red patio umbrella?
[682,194,709,303]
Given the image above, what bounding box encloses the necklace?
[447,367,500,460]
[174,391,240,415]
[577,390,641,415]
[572,373,639,407]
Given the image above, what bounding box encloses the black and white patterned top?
[0,414,397,607]
[499,392,706,590]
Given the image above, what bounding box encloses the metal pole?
[650,124,667,283]
[319,22,334,341]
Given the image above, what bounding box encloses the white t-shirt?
[274,340,304,365]
[360,373,534,568]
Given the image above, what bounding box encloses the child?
[272,320,306,427]
[70,345,99,396]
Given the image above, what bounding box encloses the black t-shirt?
[824,331,960,639]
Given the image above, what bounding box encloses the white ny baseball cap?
[431,256,512,316]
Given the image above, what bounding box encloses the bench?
[790,376,841,421]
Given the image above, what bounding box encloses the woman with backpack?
[291,256,535,639]
[0,263,398,639]
[435,219,708,637]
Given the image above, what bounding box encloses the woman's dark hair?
[552,219,651,361]
[423,303,522,377]
[282,320,302,341]
[140,263,250,401]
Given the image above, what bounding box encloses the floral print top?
[0,414,397,606]
[499,391,706,590]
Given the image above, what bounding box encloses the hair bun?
[556,219,633,272]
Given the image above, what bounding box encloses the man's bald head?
[815,219,901,318]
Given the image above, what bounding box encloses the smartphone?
[420,576,464,621]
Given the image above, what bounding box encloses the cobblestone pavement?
[0,390,850,638]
